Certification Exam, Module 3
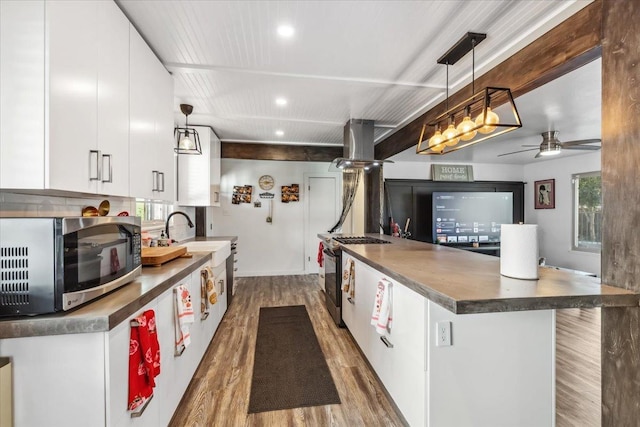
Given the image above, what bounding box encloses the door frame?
[303,172,341,274]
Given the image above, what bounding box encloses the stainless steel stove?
[323,236,392,327]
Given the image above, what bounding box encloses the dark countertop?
[0,253,212,339]
[191,235,238,243]
[319,233,639,314]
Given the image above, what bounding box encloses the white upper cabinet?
[177,126,212,206]
[96,1,131,197]
[0,0,131,196]
[210,132,222,207]
[129,26,175,202]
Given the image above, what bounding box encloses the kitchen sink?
[181,240,231,266]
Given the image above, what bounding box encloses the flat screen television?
[432,192,513,245]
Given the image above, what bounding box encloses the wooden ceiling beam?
[221,142,343,162]
[375,0,603,160]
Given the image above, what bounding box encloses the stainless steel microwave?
[0,216,142,316]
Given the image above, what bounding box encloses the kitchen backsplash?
[0,192,196,243]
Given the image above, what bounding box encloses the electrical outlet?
[436,321,452,347]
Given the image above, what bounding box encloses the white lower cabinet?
[342,254,426,427]
[343,254,555,427]
[0,259,228,427]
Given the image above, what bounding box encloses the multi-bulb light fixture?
[417,32,522,155]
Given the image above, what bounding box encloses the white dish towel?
[342,258,355,298]
[174,284,195,354]
[371,278,393,335]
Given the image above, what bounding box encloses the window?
[572,171,601,252]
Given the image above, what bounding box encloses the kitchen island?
[319,233,638,427]
[0,238,234,427]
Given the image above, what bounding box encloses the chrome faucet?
[165,211,194,240]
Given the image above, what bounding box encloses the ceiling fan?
[498,131,601,158]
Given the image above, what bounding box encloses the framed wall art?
[534,179,555,209]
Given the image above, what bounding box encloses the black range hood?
[330,119,392,170]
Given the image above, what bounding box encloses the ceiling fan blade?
[563,145,601,151]
[561,139,601,147]
[521,145,540,147]
[497,148,539,157]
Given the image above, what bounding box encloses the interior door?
[305,176,338,273]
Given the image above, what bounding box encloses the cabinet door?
[210,131,222,206]
[96,0,130,197]
[129,27,157,199]
[154,66,175,202]
[47,0,98,193]
[0,0,46,189]
[107,299,160,427]
[348,257,427,427]
[177,126,211,206]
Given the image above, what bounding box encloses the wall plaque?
[431,164,474,182]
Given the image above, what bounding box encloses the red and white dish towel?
[128,310,160,411]
[200,266,217,316]
[342,257,355,298]
[371,278,393,335]
[175,284,195,354]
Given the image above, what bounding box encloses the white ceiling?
[116,0,598,164]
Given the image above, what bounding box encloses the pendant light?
[417,32,522,155]
[174,104,202,155]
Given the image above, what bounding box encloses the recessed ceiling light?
[277,25,295,38]
[275,130,284,137]
[275,97,287,106]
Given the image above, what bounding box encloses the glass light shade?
[429,130,445,152]
[475,107,500,134]
[456,116,477,141]
[179,135,195,150]
[443,124,460,146]
[539,147,562,156]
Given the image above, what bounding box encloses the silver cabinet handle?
[159,172,165,192]
[101,154,113,183]
[219,279,224,294]
[152,170,159,191]
[200,312,210,321]
[380,336,394,348]
[347,297,355,305]
[214,191,219,203]
[89,150,101,181]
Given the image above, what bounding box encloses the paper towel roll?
[500,224,539,280]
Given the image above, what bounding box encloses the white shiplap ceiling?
[116,0,598,163]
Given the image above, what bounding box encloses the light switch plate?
[436,321,452,347]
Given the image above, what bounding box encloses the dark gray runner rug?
[248,305,341,413]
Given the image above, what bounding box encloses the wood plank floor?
[556,307,601,427]
[170,275,601,427]
[170,275,405,426]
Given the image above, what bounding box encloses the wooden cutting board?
[141,246,188,266]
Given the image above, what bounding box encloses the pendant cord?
[471,38,475,95]
[445,62,449,111]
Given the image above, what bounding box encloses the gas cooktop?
[332,236,391,245]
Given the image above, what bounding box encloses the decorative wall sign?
[281,184,300,203]
[232,185,253,204]
[534,179,555,209]
[259,192,275,199]
[431,164,474,182]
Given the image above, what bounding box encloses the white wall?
[0,192,196,242]
[210,159,340,276]
[524,151,601,276]
[384,161,524,182]
[385,156,601,276]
